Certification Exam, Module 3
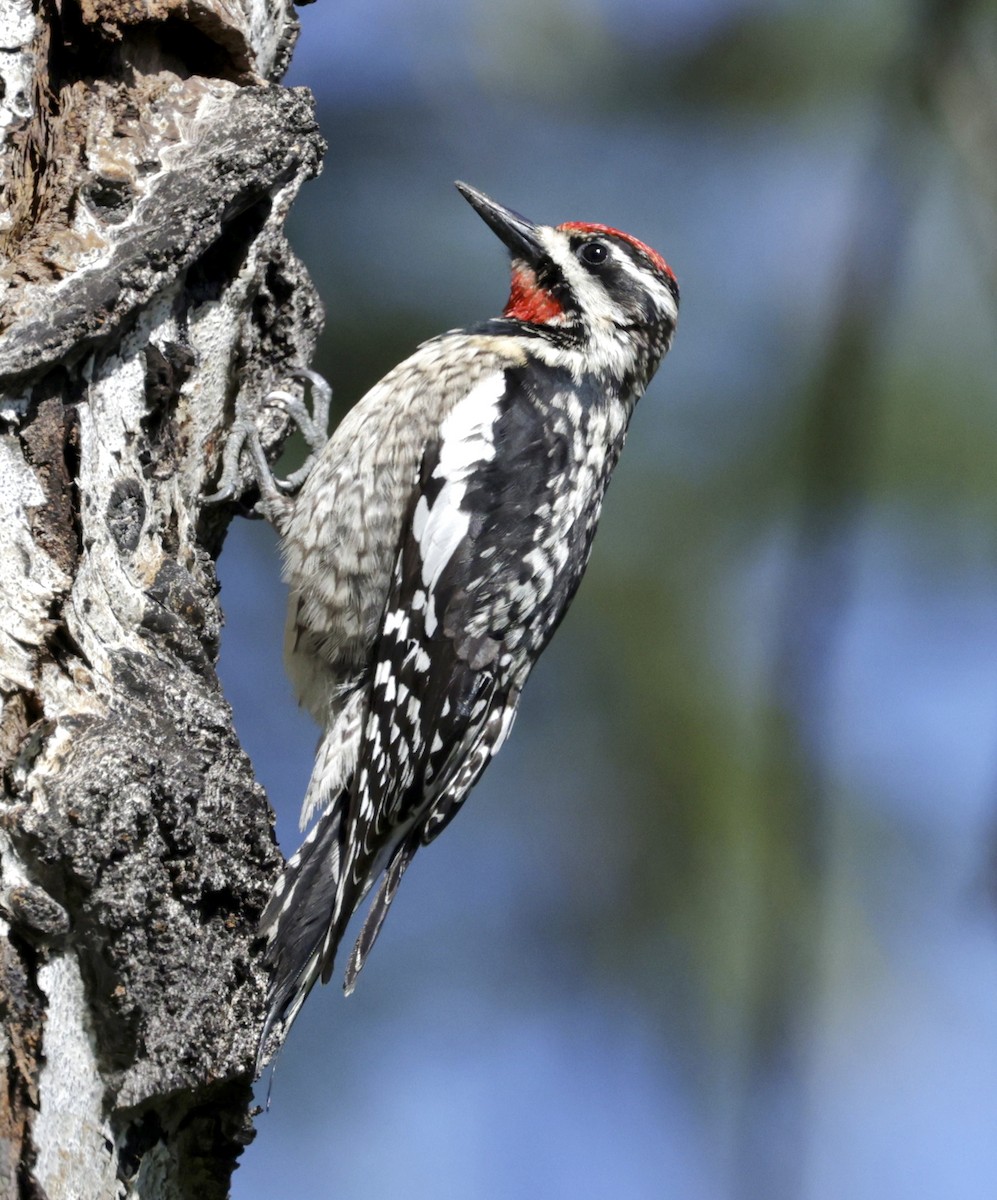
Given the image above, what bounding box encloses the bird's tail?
[256,802,350,1074]
[342,837,416,995]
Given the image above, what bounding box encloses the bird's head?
[456,181,679,394]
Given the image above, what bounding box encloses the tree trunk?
[0,0,323,1194]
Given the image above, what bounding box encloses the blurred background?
[223,0,997,1196]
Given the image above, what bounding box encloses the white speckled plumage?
[253,183,679,1068]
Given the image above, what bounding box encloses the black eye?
[577,240,609,266]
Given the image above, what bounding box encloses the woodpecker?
[246,182,679,1065]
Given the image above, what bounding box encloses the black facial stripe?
[534,257,580,315]
[580,256,646,311]
[568,232,677,301]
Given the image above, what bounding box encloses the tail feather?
[256,803,348,1073]
[343,837,416,996]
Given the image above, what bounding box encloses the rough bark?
[0,0,324,1194]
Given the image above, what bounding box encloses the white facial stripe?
[539,226,677,328]
[539,227,621,328]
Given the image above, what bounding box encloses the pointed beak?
[455,182,545,264]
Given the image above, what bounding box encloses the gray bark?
[0,0,324,1195]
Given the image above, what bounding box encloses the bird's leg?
[271,369,333,492]
[204,370,332,524]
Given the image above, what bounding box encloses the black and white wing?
[261,364,619,1053]
[337,363,615,988]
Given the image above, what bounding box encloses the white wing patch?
[416,372,505,634]
[417,480,469,596]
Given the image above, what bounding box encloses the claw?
[290,369,333,454]
[203,415,286,514]
[203,370,333,517]
[275,369,333,491]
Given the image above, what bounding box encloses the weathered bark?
[0,0,324,1194]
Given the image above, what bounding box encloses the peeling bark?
[0,0,323,1193]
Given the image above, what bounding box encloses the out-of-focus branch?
[931,6,997,316]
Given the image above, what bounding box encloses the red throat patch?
[503,266,563,323]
